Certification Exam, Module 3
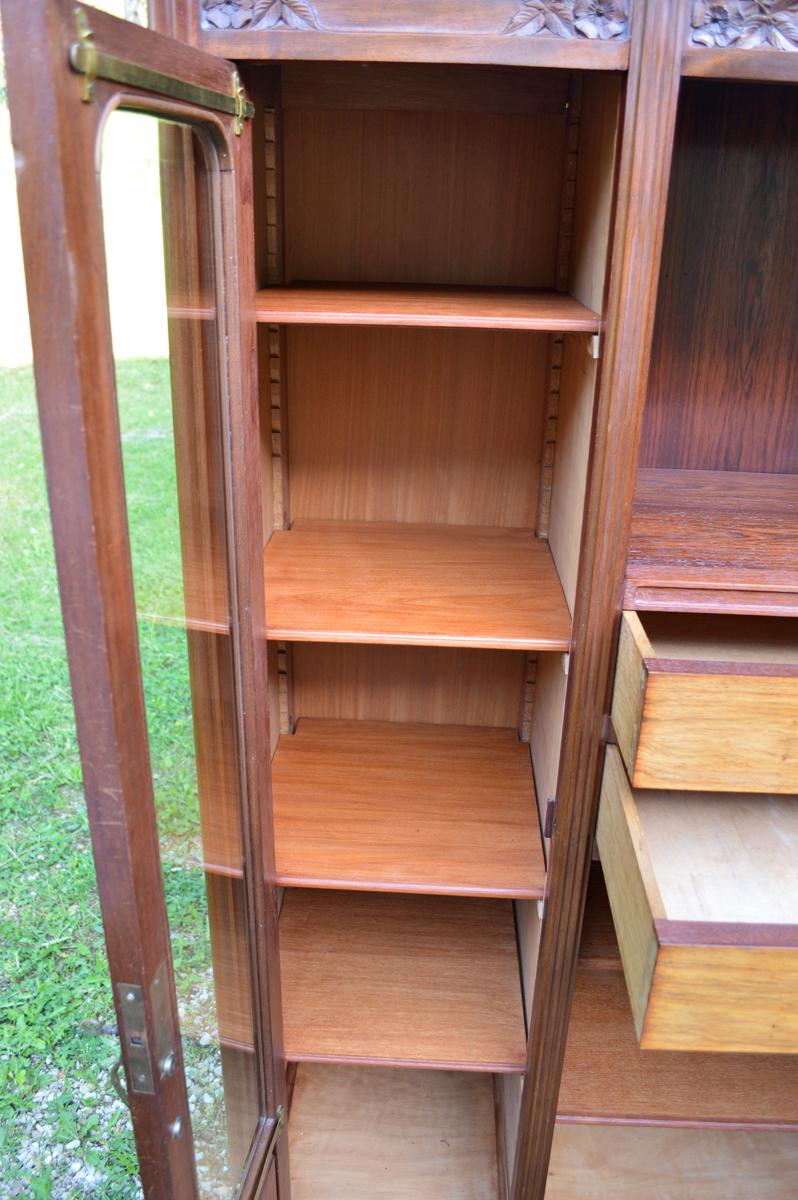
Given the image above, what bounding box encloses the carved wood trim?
[201,0,630,38]
[690,1,798,49]
[502,0,629,38]
[202,0,321,31]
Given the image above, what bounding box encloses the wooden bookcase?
[6,1,798,1197]
[202,55,624,1195]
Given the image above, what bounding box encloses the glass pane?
[100,109,259,1195]
[88,0,149,25]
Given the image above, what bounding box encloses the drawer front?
[596,747,798,1055]
[611,611,798,792]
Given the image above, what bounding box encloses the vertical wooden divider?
[512,4,691,1197]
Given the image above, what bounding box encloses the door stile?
[511,2,691,1196]
[214,98,291,1200]
[4,5,199,1194]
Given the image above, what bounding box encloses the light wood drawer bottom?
[597,746,798,1053]
[547,1124,798,1199]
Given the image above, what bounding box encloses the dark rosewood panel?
[642,79,798,474]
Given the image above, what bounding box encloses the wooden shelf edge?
[200,28,629,70]
[264,521,573,651]
[625,582,798,618]
[255,284,601,332]
[285,1050,526,1073]
[220,1041,527,1073]
[273,718,545,899]
[264,626,571,652]
[683,46,798,83]
[273,874,543,899]
[556,1114,798,1133]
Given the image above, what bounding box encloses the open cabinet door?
[2,3,287,1198]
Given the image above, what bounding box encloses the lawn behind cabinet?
[0,361,217,1199]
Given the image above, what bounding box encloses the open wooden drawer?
[611,611,798,792]
[597,747,798,1054]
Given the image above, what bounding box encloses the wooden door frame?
[2,4,287,1197]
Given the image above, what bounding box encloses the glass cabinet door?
[2,4,287,1197]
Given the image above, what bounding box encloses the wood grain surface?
[272,719,544,897]
[627,468,798,600]
[285,326,547,529]
[683,46,798,84]
[559,867,798,1128]
[642,81,798,475]
[281,62,569,116]
[291,643,527,730]
[287,1063,500,1200]
[547,337,598,613]
[200,6,630,70]
[263,521,572,651]
[512,6,694,1192]
[612,611,798,793]
[280,889,527,1070]
[597,747,798,1055]
[255,284,599,330]
[547,1123,798,1199]
[283,106,565,286]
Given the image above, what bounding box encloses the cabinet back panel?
[291,643,526,729]
[282,63,569,116]
[642,80,798,474]
[286,326,547,528]
[283,106,566,286]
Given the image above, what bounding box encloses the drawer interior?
[636,611,798,668]
[632,789,798,926]
[597,747,798,1053]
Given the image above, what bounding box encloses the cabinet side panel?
[570,73,622,315]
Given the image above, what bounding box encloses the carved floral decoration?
[201,0,321,31]
[502,0,629,38]
[690,0,798,48]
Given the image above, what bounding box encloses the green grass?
[0,360,221,1198]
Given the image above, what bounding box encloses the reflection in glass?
[101,110,258,1195]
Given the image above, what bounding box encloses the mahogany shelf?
[280,889,527,1071]
[211,879,527,1070]
[263,520,572,651]
[558,867,798,1130]
[271,718,544,898]
[625,468,798,617]
[255,283,601,332]
[287,1064,501,1200]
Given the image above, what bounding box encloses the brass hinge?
[70,6,254,133]
[601,714,618,745]
[74,6,97,102]
[264,1105,286,1167]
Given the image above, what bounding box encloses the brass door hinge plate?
[70,6,254,132]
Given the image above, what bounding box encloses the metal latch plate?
[116,982,155,1095]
